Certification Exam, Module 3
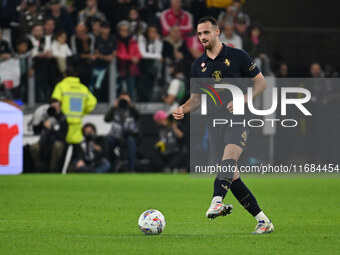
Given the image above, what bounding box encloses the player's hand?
[227,101,233,113]
[172,106,184,120]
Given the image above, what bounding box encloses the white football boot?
[206,201,233,219]
[252,220,274,234]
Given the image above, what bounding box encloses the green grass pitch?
[0,174,339,255]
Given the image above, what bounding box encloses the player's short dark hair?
[198,16,218,27]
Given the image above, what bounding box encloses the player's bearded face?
[197,23,218,49]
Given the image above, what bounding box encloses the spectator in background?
[73,123,111,173]
[138,0,162,26]
[276,63,289,78]
[162,25,191,83]
[51,66,97,148]
[149,110,187,172]
[60,0,79,24]
[45,0,74,37]
[91,18,101,37]
[219,22,242,49]
[13,37,33,101]
[244,24,268,60]
[91,21,116,101]
[111,0,137,30]
[235,14,248,41]
[162,63,186,113]
[78,0,106,30]
[104,93,140,172]
[324,64,339,78]
[310,62,324,78]
[116,21,141,100]
[233,0,250,24]
[52,30,73,73]
[0,28,12,62]
[5,0,24,48]
[29,99,68,172]
[43,18,56,42]
[218,4,237,27]
[218,0,250,28]
[71,23,95,86]
[29,23,53,102]
[128,7,148,40]
[244,24,271,75]
[19,0,45,37]
[137,24,163,102]
[159,0,193,38]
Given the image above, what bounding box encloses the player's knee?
[217,159,237,180]
[222,151,240,161]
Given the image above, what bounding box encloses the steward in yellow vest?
[51,67,97,144]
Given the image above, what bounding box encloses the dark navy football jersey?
[191,43,260,80]
[190,44,261,119]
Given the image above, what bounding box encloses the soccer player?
[172,17,274,234]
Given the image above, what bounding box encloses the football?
[138,209,166,235]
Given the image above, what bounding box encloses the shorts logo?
[224,59,231,67]
[249,63,256,71]
[212,70,222,81]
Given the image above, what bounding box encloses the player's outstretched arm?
[172,93,201,120]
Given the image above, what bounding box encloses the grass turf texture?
[0,174,339,255]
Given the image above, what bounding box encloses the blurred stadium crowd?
[1,0,339,173]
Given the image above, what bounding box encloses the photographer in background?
[72,123,111,173]
[104,92,140,172]
[149,110,187,172]
[29,99,68,172]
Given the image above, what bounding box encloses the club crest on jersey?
[201,62,205,68]
[224,59,231,67]
[212,70,222,81]
[201,67,207,72]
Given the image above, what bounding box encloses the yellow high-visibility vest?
[51,77,97,144]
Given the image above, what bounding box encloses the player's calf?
[231,178,274,234]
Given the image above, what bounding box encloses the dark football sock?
[213,159,236,199]
[230,178,262,216]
